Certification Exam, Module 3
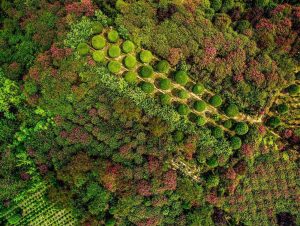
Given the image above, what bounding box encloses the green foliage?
[139,65,154,78]
[210,0,222,11]
[7,214,21,225]
[139,50,153,63]
[206,175,220,188]
[156,60,170,73]
[192,83,205,95]
[140,82,154,93]
[234,122,249,135]
[122,40,135,53]
[107,30,119,43]
[77,43,90,55]
[177,104,189,115]
[174,70,189,86]
[221,0,234,12]
[194,100,206,112]
[255,0,269,7]
[160,93,171,105]
[92,35,106,49]
[230,136,242,150]
[124,55,137,69]
[236,20,251,33]
[212,126,224,138]
[108,61,121,74]
[209,95,223,107]
[174,130,184,142]
[207,155,218,167]
[267,116,281,128]
[24,80,38,95]
[196,116,206,126]
[158,78,171,90]
[287,84,299,95]
[178,90,189,99]
[124,71,138,84]
[91,22,104,34]
[225,104,239,117]
[93,50,105,62]
[277,103,289,114]
[108,45,121,58]
[223,119,232,129]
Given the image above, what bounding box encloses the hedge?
[225,104,239,117]
[139,65,154,78]
[160,93,171,105]
[192,83,205,94]
[177,104,189,115]
[124,55,137,69]
[139,50,153,63]
[92,50,105,62]
[141,82,154,93]
[158,78,171,90]
[108,45,121,58]
[91,35,106,49]
[107,61,121,74]
[107,30,119,43]
[230,136,242,150]
[174,70,189,86]
[156,60,170,73]
[234,122,249,135]
[209,95,222,107]
[122,40,135,53]
[77,43,90,55]
[124,71,137,84]
[194,100,206,112]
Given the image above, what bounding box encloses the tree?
[192,83,205,94]
[139,65,154,78]
[122,40,135,53]
[206,175,220,188]
[124,55,137,69]
[174,70,189,86]
[139,50,153,63]
[177,104,189,115]
[108,30,119,43]
[108,45,121,58]
[91,35,106,49]
[156,60,170,73]
[230,136,242,150]
[108,61,121,74]
[212,127,224,138]
[287,84,299,95]
[140,82,154,93]
[77,43,90,55]
[158,78,171,90]
[277,103,288,114]
[234,122,249,135]
[194,100,206,112]
[160,93,171,105]
[124,71,138,83]
[225,104,239,117]
[267,116,280,128]
[209,95,222,107]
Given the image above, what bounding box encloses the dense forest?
[0,0,299,225]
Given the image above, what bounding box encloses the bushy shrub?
[108,61,121,74]
[107,30,119,43]
[124,71,138,84]
[177,104,189,115]
[158,78,171,90]
[236,20,250,33]
[77,43,89,55]
[108,45,121,58]
[194,100,206,112]
[92,50,105,62]
[234,122,249,135]
[225,104,239,117]
[139,50,153,63]
[24,80,38,95]
[223,119,232,129]
[230,136,242,150]
[174,70,189,86]
[122,40,135,53]
[207,155,218,167]
[139,65,154,78]
[288,84,299,95]
[156,60,170,73]
[277,103,289,114]
[221,0,234,12]
[206,175,220,188]
[192,83,205,94]
[124,55,136,69]
[209,95,222,107]
[196,116,206,126]
[255,0,269,8]
[178,90,189,99]
[92,35,106,49]
[267,116,281,128]
[174,131,184,142]
[141,82,154,93]
[160,93,171,105]
[91,22,103,34]
[212,126,224,138]
[210,0,222,11]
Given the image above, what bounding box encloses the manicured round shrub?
[209,94,222,107]
[92,50,105,62]
[108,45,121,58]
[267,116,281,128]
[140,50,153,63]
[192,83,205,94]
[210,0,222,11]
[160,93,171,105]
[288,84,299,95]
[196,116,206,126]
[156,60,170,73]
[277,103,289,114]
[107,61,121,74]
[223,119,233,129]
[174,131,184,142]
[194,100,206,112]
[91,35,106,49]
[124,71,138,84]
[77,43,89,55]
[206,175,220,188]
[141,82,154,93]
[174,70,189,86]
[230,136,242,150]
[139,65,154,78]
[158,78,171,90]
[177,104,189,115]
[91,22,103,34]
[225,104,239,117]
[122,40,135,53]
[107,30,119,43]
[212,126,224,138]
[124,55,137,69]
[234,122,249,135]
[207,155,218,168]
[178,90,188,99]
